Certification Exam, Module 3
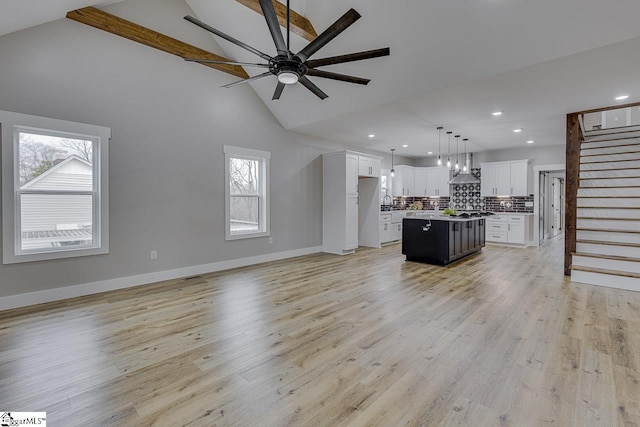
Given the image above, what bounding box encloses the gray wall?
[0,0,382,299]
[413,144,566,168]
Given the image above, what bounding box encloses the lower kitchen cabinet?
[486,214,529,245]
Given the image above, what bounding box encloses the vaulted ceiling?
[4,0,640,157]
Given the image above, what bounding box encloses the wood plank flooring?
[1,236,640,426]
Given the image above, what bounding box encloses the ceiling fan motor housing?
[270,56,307,83]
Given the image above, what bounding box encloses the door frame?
[533,163,565,246]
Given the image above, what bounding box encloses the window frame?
[1,110,110,264]
[223,145,270,241]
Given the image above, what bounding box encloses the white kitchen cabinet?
[323,151,381,255]
[485,214,529,245]
[414,167,428,197]
[345,194,359,249]
[391,221,402,242]
[510,161,529,196]
[426,167,450,197]
[358,156,381,178]
[380,213,392,244]
[392,165,415,197]
[480,160,531,196]
[346,153,359,194]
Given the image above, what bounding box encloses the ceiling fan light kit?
[184,0,390,100]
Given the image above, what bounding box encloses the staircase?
[570,124,640,291]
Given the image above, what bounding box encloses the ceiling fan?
[183,0,390,100]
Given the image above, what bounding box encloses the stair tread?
[578,206,640,209]
[578,216,640,221]
[582,142,640,150]
[573,251,640,263]
[580,176,640,180]
[577,239,640,248]
[577,186,640,189]
[581,159,640,164]
[571,265,640,279]
[579,167,640,172]
[577,228,640,234]
[578,195,640,198]
[581,149,640,158]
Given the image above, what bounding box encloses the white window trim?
[223,145,270,241]
[1,110,110,264]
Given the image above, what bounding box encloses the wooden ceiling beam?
[235,0,317,41]
[66,7,249,79]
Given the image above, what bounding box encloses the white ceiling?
[4,0,640,158]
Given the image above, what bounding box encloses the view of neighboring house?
[19,155,93,250]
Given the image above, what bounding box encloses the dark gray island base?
[402,217,486,265]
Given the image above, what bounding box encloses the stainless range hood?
[448,152,480,184]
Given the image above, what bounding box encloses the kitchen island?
[402,216,486,265]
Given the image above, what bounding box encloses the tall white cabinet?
[323,151,381,255]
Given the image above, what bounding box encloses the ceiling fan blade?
[184,58,269,68]
[222,72,273,88]
[272,81,285,100]
[306,69,370,85]
[184,15,272,61]
[259,0,288,56]
[298,75,328,100]
[295,9,361,62]
[306,47,390,68]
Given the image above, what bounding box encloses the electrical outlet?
[150,250,157,260]
[268,237,273,245]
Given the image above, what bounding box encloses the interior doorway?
[533,164,566,246]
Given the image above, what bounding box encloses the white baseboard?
[0,246,323,311]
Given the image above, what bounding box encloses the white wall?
[0,0,387,301]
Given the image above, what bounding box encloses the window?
[224,145,270,240]
[1,110,110,264]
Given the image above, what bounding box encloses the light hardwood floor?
[1,236,640,426]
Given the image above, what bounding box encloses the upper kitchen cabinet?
[346,153,359,194]
[426,167,450,197]
[392,165,415,197]
[480,160,531,197]
[358,156,381,178]
[414,167,428,197]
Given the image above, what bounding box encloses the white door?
[552,178,563,237]
[345,195,358,249]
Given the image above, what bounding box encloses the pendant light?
[446,131,452,169]
[462,138,468,172]
[436,126,443,166]
[454,135,460,171]
[390,148,395,177]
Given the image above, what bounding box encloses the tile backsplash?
[484,196,534,213]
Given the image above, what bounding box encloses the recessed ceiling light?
[368,134,375,138]
[402,144,408,148]
[513,129,522,133]
[615,95,629,101]
[492,111,503,116]
[527,140,535,144]
[428,151,433,155]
